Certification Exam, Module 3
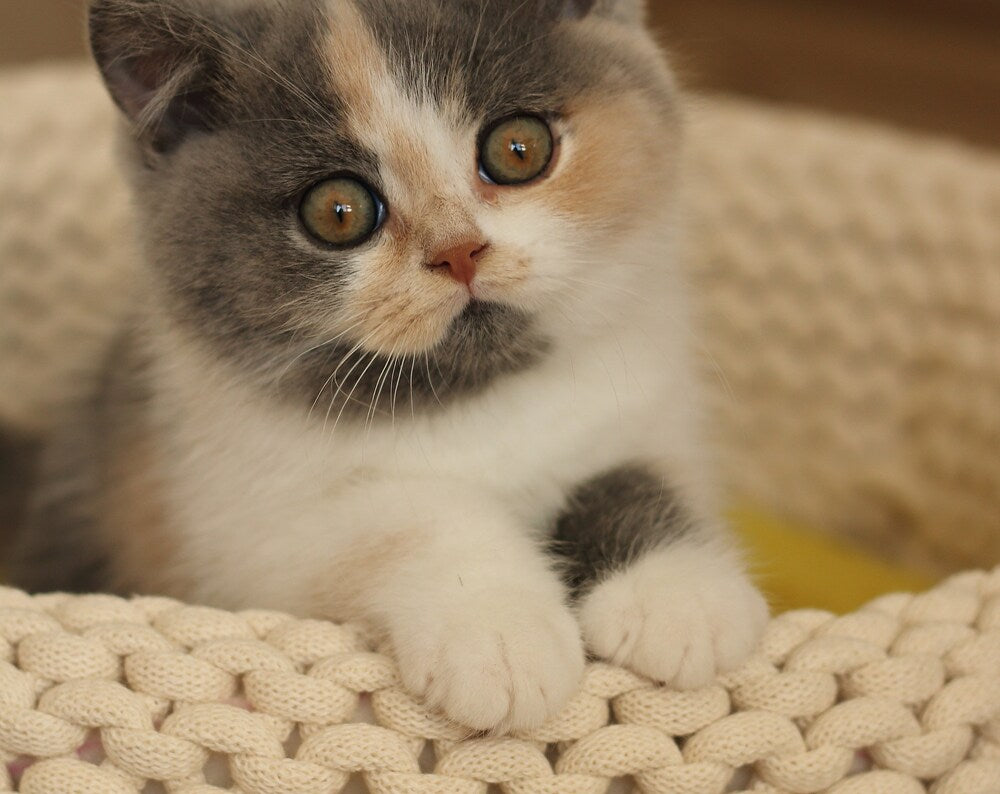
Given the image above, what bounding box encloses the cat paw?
[389,589,585,732]
[577,543,768,689]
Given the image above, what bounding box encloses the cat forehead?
[232,0,592,173]
[208,0,669,196]
[232,0,659,131]
[319,0,590,118]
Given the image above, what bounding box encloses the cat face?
[91,0,679,411]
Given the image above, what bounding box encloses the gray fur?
[0,428,41,554]
[551,463,696,596]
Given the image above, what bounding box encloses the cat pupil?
[510,140,528,160]
[335,203,351,222]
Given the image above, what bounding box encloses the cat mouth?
[458,296,491,316]
[456,295,512,321]
[446,298,531,344]
[448,288,490,322]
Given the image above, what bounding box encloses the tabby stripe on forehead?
[325,1,392,133]
[326,1,441,198]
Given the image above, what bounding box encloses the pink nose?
[428,240,488,286]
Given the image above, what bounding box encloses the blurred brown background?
[2,0,999,149]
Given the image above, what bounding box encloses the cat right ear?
[89,0,229,153]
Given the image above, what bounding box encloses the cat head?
[90,0,680,412]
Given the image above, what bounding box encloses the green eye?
[300,176,384,247]
[479,115,554,185]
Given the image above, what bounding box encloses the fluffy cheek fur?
[546,94,677,240]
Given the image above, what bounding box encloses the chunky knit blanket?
[2,569,999,793]
[2,64,1000,793]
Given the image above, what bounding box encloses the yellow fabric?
[732,507,935,614]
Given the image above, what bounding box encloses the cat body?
[15,0,768,732]
[143,284,700,613]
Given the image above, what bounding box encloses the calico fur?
[14,0,768,732]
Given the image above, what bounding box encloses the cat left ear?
[89,0,233,154]
[561,0,645,25]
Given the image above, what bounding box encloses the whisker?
[366,349,397,433]
[310,322,390,422]
[423,351,443,407]
[408,354,418,420]
[328,351,382,440]
[390,353,409,427]
[274,318,367,385]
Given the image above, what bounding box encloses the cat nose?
[427,240,488,286]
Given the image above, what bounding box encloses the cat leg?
[322,479,584,733]
[551,463,768,688]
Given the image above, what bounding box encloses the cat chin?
[379,292,538,346]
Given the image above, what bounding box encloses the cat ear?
[89,0,231,153]
[561,0,645,25]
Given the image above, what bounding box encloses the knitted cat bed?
[2,569,999,793]
[2,63,1000,793]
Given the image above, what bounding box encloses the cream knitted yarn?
[0,65,134,431]
[1,567,999,793]
[683,97,1000,574]
[2,64,998,571]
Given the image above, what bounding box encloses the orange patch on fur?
[324,2,389,128]
[312,528,427,624]
[325,1,439,198]
[544,93,680,233]
[100,423,193,598]
[475,254,531,298]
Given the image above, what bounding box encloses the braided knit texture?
[0,567,998,793]
[0,65,134,432]
[683,98,1000,574]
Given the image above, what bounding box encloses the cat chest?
[164,349,656,529]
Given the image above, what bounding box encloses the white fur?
[577,540,769,688]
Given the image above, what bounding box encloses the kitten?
[13,0,768,732]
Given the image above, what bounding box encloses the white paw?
[389,589,585,732]
[577,542,768,689]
